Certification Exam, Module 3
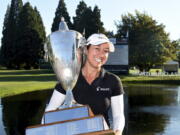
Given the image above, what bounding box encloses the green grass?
[129,68,163,74]
[1,69,180,98]
[127,68,180,84]
[0,69,57,98]
[120,74,180,85]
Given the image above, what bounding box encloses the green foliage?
[177,53,180,63]
[173,40,180,63]
[73,0,87,32]
[73,1,105,38]
[116,11,176,71]
[104,31,115,38]
[51,0,73,32]
[0,0,23,68]
[79,7,94,38]
[15,2,46,69]
[92,6,105,34]
[1,1,45,69]
[34,7,46,42]
[0,5,10,65]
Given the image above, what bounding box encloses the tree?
[51,0,72,32]
[0,0,23,68]
[91,5,105,34]
[0,5,10,65]
[73,0,87,32]
[73,2,105,38]
[79,7,94,38]
[116,11,175,71]
[15,2,46,69]
[34,7,46,42]
[174,39,180,63]
[104,31,115,38]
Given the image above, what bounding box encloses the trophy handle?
[61,90,77,108]
[61,90,82,108]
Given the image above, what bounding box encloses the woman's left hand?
[115,130,122,135]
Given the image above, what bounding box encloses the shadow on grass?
[0,69,54,75]
[0,69,56,82]
[0,75,56,82]
[1,89,53,135]
[122,79,180,85]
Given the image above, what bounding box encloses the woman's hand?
[115,130,122,135]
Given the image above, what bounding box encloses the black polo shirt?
[55,68,124,125]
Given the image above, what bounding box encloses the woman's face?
[86,43,110,69]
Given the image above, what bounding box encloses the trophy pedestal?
[26,105,114,135]
[80,129,115,135]
[44,105,94,124]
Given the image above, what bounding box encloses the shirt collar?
[99,68,106,79]
[92,68,106,87]
[80,68,107,86]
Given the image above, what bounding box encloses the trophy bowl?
[46,19,86,107]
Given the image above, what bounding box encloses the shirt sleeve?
[41,89,65,124]
[45,89,65,112]
[111,75,124,96]
[111,95,125,132]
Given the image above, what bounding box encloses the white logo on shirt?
[96,86,110,91]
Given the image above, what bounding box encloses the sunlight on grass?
[0,69,56,98]
[1,69,180,98]
[0,82,56,97]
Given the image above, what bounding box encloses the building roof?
[164,60,179,65]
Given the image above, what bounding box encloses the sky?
[0,0,180,47]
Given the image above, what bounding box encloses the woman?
[45,33,125,135]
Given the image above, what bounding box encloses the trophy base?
[26,115,108,135]
[60,100,82,109]
[44,105,94,124]
[61,89,78,108]
[80,129,115,135]
[26,105,110,135]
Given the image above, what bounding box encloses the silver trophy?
[46,18,86,108]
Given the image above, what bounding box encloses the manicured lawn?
[0,69,57,98]
[1,69,180,98]
[121,75,180,85]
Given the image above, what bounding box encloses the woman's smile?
[94,57,102,63]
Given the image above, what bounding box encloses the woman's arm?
[45,89,65,112]
[41,89,65,124]
[111,94,125,135]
